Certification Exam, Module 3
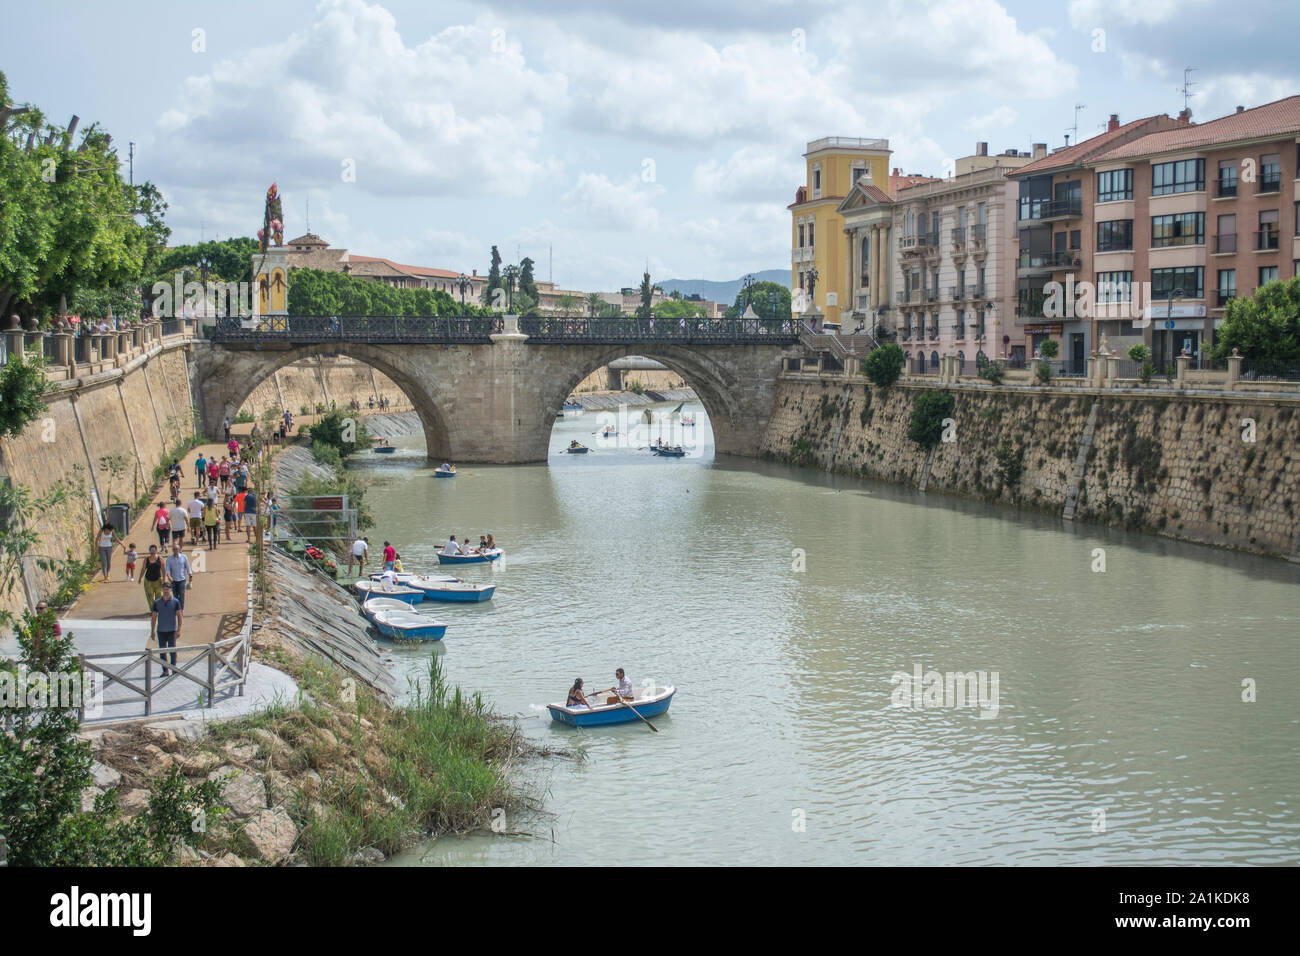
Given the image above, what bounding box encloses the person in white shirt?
[169,500,190,548]
[444,534,463,556]
[347,537,369,576]
[378,568,399,591]
[187,494,206,541]
[602,668,634,702]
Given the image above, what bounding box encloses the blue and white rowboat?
[369,571,461,587]
[436,548,503,565]
[547,685,676,728]
[417,580,495,602]
[433,466,456,478]
[354,581,425,604]
[362,600,447,641]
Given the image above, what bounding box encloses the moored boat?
[547,685,676,727]
[561,400,583,411]
[362,599,447,641]
[354,580,425,604]
[417,580,495,602]
[436,548,504,565]
[369,571,461,588]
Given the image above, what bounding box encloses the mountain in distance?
[658,269,789,305]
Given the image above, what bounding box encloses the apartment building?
[1009,114,1185,370]
[877,144,1035,370]
[789,137,892,326]
[1082,96,1300,369]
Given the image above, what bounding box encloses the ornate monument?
[252,183,288,324]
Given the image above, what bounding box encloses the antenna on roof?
[306,195,310,233]
[1070,103,1086,145]
[1178,67,1198,112]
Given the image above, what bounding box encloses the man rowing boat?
[601,668,634,704]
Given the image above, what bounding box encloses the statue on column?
[257,183,284,251]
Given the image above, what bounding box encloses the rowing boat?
[353,580,425,604]
[547,685,676,727]
[436,548,503,565]
[361,599,447,641]
[433,466,456,478]
[416,579,495,602]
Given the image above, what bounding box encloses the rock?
[223,741,259,763]
[351,847,385,866]
[140,726,180,752]
[206,765,236,783]
[220,772,267,816]
[97,730,132,749]
[301,770,323,795]
[314,727,338,748]
[90,761,122,789]
[209,852,246,868]
[80,787,103,812]
[243,809,298,864]
[176,844,201,865]
[140,744,174,772]
[167,719,211,743]
[178,751,223,775]
[251,728,287,751]
[119,788,151,817]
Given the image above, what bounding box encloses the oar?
[606,692,658,733]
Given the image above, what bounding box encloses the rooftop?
[805,136,890,155]
[1010,114,1180,176]
[1098,95,1300,160]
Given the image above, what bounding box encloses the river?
[346,400,1299,865]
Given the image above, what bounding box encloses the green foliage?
[862,343,905,387]
[0,479,73,624]
[728,280,792,319]
[1038,338,1059,359]
[519,256,538,304]
[994,436,1024,489]
[0,610,223,865]
[652,298,705,319]
[627,380,644,395]
[307,409,372,459]
[146,237,258,288]
[637,271,654,319]
[480,245,503,306]
[287,268,467,317]
[906,390,955,448]
[1212,276,1300,374]
[0,348,51,439]
[978,362,1005,385]
[1139,361,1156,385]
[1127,343,1151,363]
[1035,360,1053,383]
[0,71,170,321]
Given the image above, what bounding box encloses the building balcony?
[1214,233,1237,254]
[1256,230,1280,251]
[1018,250,1079,274]
[1257,176,1282,195]
[898,232,940,254]
[1214,180,1237,199]
[1216,290,1236,308]
[948,285,964,301]
[970,284,987,300]
[1016,294,1048,318]
[896,290,921,305]
[951,227,966,245]
[1040,198,1083,222]
[792,246,815,263]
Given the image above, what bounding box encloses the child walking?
[125,543,138,582]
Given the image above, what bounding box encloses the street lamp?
[742,274,755,312]
[503,265,520,313]
[197,256,213,319]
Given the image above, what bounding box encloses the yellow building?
[789,136,891,327]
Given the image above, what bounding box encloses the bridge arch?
[194,342,455,458]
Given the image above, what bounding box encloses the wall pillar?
[1176,354,1191,384]
[1227,351,1242,389]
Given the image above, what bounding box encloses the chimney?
[1108,113,1119,132]
[976,142,988,157]
[1236,105,1244,113]
[893,167,902,176]
[1177,108,1192,124]
[1032,143,1047,159]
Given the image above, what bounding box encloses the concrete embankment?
[567,387,697,410]
[762,375,1300,558]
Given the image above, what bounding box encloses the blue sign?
[1165,319,1176,329]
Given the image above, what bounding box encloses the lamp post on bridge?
[456,273,471,316]
[503,265,520,314]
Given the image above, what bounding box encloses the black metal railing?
[1042,198,1083,219]
[1216,290,1236,307]
[1257,175,1281,194]
[951,227,966,245]
[210,314,503,344]
[969,224,986,242]
[1256,230,1280,251]
[1215,180,1237,198]
[519,314,798,344]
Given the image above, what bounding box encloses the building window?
[1097,219,1133,252]
[1151,212,1205,248]
[1216,213,1237,253]
[851,166,865,184]
[1070,229,1081,250]
[930,350,940,370]
[1260,265,1278,286]
[1097,168,1133,202]
[956,310,966,338]
[1259,154,1281,193]
[1152,158,1204,195]
[860,236,871,282]
[1217,160,1238,198]
[798,225,805,248]
[809,222,815,247]
[1258,210,1279,250]
[1217,268,1235,306]
[1151,266,1204,300]
[1097,271,1134,302]
[812,167,821,195]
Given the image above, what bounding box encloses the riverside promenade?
[60,435,297,722]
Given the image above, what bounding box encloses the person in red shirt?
[382,541,396,571]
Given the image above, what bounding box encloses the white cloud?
[693,146,803,202]
[149,0,566,198]
[963,106,1018,132]
[1067,0,1212,29]
[560,173,664,231]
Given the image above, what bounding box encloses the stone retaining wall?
[761,375,1300,558]
[239,356,410,419]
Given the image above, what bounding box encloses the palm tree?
[585,292,604,316]
[556,293,579,314]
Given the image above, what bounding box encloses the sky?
[2,0,1298,292]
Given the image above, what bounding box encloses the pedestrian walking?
[165,542,193,611]
[242,488,258,542]
[150,583,182,676]
[223,416,231,443]
[203,498,220,550]
[347,536,369,576]
[169,499,189,549]
[96,521,125,582]
[141,545,164,610]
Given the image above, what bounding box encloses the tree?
[1039,338,1059,359]
[862,344,905,387]
[518,257,538,304]
[0,480,71,625]
[286,269,461,317]
[585,292,604,316]
[729,280,791,320]
[652,298,704,319]
[556,293,578,314]
[480,246,503,307]
[636,271,653,319]
[1212,276,1300,375]
[0,347,51,439]
[907,390,955,447]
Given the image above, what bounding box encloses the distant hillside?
[659,269,789,305]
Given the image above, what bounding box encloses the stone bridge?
[194,315,799,463]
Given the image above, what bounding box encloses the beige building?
[280,233,487,304]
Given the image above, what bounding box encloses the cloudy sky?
[3,0,1297,291]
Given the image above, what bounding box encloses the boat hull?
[374,446,397,454]
[547,687,675,727]
[436,549,503,565]
[433,470,456,478]
[354,582,424,604]
[419,583,495,602]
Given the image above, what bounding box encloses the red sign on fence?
[312,496,344,511]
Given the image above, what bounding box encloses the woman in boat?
[484,532,496,550]
[566,678,590,709]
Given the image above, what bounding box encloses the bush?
[1127,344,1151,363]
[306,409,373,459]
[1035,360,1052,384]
[862,343,905,387]
[994,435,1024,489]
[0,348,51,440]
[1139,361,1156,385]
[979,362,1005,385]
[1039,339,1059,359]
[906,390,955,448]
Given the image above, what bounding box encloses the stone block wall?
[239,357,409,419]
[761,376,1300,558]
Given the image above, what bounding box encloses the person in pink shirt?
[227,437,240,459]
[207,459,220,487]
[382,541,396,571]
